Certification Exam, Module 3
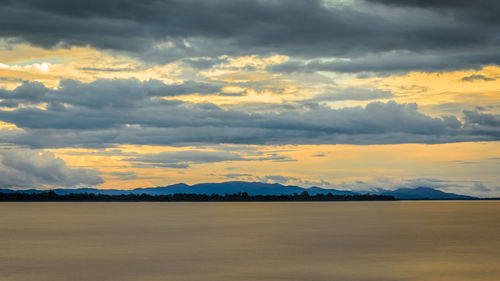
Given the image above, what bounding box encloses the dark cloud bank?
[1,0,499,72]
[0,79,499,148]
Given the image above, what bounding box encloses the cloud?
[271,51,500,74]
[391,178,462,190]
[0,79,499,148]
[463,110,500,127]
[306,88,393,102]
[127,150,245,168]
[365,0,500,25]
[0,77,23,82]
[461,74,496,82]
[78,67,136,72]
[257,175,300,185]
[319,177,464,192]
[1,0,499,72]
[0,149,103,189]
[126,149,293,168]
[472,182,490,192]
[108,171,138,180]
[221,173,253,179]
[0,79,221,110]
[256,175,333,187]
[312,153,326,157]
[255,153,294,162]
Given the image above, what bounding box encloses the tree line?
[0,190,395,201]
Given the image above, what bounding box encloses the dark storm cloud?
[0,79,499,148]
[1,0,499,71]
[0,149,103,188]
[271,51,500,74]
[365,0,500,25]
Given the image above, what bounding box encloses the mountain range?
[0,181,475,200]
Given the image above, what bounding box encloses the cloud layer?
[0,79,499,148]
[1,0,499,72]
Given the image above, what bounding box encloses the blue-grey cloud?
[365,0,500,25]
[108,171,139,180]
[0,0,499,72]
[461,74,496,82]
[306,88,393,102]
[0,79,221,110]
[472,182,490,192]
[78,67,136,72]
[0,79,499,148]
[127,150,293,168]
[463,110,500,127]
[0,149,103,188]
[271,51,500,74]
[127,150,245,168]
[0,77,23,82]
[221,173,253,180]
[312,154,326,157]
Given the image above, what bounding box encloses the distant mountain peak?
[380,186,474,200]
[0,182,476,199]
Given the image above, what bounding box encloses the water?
[1,201,499,281]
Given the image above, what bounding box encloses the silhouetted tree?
[0,191,396,202]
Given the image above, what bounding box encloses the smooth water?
[1,201,499,281]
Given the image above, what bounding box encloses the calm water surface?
[1,201,500,281]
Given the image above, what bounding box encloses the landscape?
[1,0,500,280]
[0,181,485,200]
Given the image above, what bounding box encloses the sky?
[0,0,499,196]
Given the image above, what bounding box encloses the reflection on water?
[1,201,500,281]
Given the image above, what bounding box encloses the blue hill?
[0,182,475,199]
[377,187,474,200]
